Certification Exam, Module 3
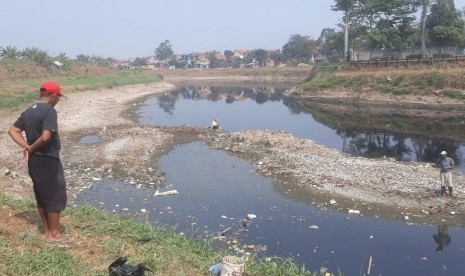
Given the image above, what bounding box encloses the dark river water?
[137,86,465,173]
[76,85,465,275]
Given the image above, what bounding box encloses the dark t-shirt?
[13,102,61,159]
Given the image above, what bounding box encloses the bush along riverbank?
[0,193,329,276]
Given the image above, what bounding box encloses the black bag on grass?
[108,257,152,276]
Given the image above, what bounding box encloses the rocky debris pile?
[202,129,465,219]
[61,125,174,201]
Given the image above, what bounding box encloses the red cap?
[40,81,62,96]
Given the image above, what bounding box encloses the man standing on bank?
[8,81,69,243]
[436,151,455,197]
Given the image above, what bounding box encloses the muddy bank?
[1,80,464,228]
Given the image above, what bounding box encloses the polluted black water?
[76,141,465,275]
[76,84,465,274]
[137,86,465,173]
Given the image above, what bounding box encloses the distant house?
[145,56,156,70]
[233,49,250,59]
[191,52,210,68]
[112,60,130,70]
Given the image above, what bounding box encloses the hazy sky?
[1,0,465,60]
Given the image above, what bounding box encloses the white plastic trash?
[348,209,360,214]
[220,256,245,276]
[154,189,178,196]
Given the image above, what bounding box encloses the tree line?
[333,0,465,60]
[3,0,465,70]
[151,0,465,68]
[0,45,113,72]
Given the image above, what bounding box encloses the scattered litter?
[209,263,222,276]
[154,189,178,196]
[309,225,319,230]
[348,209,360,214]
[218,227,232,236]
[140,209,147,213]
[246,214,257,220]
[404,216,409,220]
[108,256,152,276]
[330,199,337,205]
[246,244,256,250]
[92,177,101,181]
[450,211,456,215]
[421,257,428,261]
[221,215,228,219]
[121,208,129,212]
[221,256,245,276]
[369,235,374,239]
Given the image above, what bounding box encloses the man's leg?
[446,172,453,197]
[46,211,64,241]
[37,207,50,238]
[440,173,446,196]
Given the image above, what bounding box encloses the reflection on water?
[433,225,452,253]
[137,85,465,172]
[76,142,465,275]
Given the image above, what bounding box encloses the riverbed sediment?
[1,80,464,227]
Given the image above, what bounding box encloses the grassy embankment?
[0,68,322,275]
[0,70,164,111]
[300,65,465,99]
[0,195,315,276]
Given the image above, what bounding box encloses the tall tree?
[363,0,418,48]
[269,51,284,66]
[320,30,345,61]
[224,50,234,58]
[250,49,269,67]
[282,34,316,64]
[426,0,465,50]
[155,40,174,62]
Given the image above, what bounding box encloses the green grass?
[0,194,321,276]
[300,74,362,90]
[60,71,163,91]
[0,71,163,111]
[2,247,84,276]
[299,70,465,100]
[376,83,412,95]
[441,89,465,100]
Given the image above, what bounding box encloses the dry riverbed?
[1,81,464,229]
